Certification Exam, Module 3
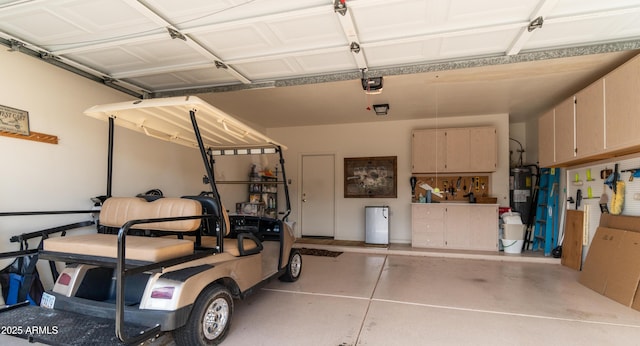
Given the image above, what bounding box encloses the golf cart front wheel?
[173,284,233,345]
[279,248,302,282]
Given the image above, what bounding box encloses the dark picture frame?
[344,156,397,198]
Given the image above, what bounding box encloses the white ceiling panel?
[524,11,640,51]
[1,0,640,127]
[365,40,441,67]
[233,59,300,80]
[294,50,357,73]
[66,39,209,75]
[146,0,330,26]
[195,13,346,61]
[194,25,275,60]
[125,66,239,91]
[266,13,346,49]
[351,0,534,42]
[439,29,519,58]
[550,0,640,17]
[0,0,160,50]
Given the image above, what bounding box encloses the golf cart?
[0,96,302,345]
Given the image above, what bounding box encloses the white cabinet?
[538,108,555,168]
[554,96,576,164]
[411,204,445,248]
[469,127,498,172]
[537,97,576,168]
[605,54,640,152]
[575,79,605,159]
[538,54,640,167]
[444,128,470,172]
[411,203,498,251]
[412,127,497,173]
[411,129,446,173]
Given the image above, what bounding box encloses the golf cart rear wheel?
[173,284,233,345]
[279,248,302,282]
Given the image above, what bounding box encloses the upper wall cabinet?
[538,54,640,167]
[605,55,640,152]
[412,126,497,173]
[538,96,576,168]
[576,79,605,159]
[412,128,446,173]
[538,109,555,168]
[554,96,576,164]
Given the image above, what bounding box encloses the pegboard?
[412,175,491,202]
[567,157,640,217]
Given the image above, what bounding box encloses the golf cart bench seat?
[181,195,263,257]
[43,197,202,262]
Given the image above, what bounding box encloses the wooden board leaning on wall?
[412,174,492,203]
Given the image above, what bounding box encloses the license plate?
[40,292,55,309]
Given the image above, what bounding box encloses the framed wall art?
[344,156,397,198]
[0,104,30,135]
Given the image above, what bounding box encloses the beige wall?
[268,113,510,243]
[0,49,206,287]
[0,46,517,279]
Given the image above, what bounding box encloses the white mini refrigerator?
[365,206,389,245]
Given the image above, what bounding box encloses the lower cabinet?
[411,203,498,251]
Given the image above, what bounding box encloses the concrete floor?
[2,247,640,345]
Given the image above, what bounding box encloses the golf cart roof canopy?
[84,96,286,152]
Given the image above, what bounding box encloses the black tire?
[173,284,233,345]
[279,248,302,282]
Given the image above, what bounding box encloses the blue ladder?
[532,168,560,256]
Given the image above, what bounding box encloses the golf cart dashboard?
[228,215,282,241]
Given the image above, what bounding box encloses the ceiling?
[1,0,640,128]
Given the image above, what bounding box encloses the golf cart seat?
[43,197,201,262]
[182,195,263,257]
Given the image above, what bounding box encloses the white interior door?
[301,154,335,237]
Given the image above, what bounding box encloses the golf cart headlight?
[151,286,175,299]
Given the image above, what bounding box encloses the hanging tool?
[443,180,449,200]
[575,189,582,210]
[621,167,640,181]
[599,192,609,214]
[453,177,461,198]
[474,176,480,192]
[604,164,619,191]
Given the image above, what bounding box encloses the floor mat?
[299,248,343,257]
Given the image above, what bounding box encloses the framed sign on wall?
[344,156,397,198]
[0,104,29,135]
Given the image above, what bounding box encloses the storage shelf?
[218,180,283,185]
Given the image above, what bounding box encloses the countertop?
[411,202,499,206]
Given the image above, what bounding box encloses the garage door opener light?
[373,104,389,116]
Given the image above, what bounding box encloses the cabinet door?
[412,129,446,173]
[444,205,470,249]
[444,128,470,172]
[605,55,640,151]
[554,96,576,164]
[575,79,605,159]
[411,204,445,248]
[538,109,555,167]
[469,127,497,172]
[468,205,498,251]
